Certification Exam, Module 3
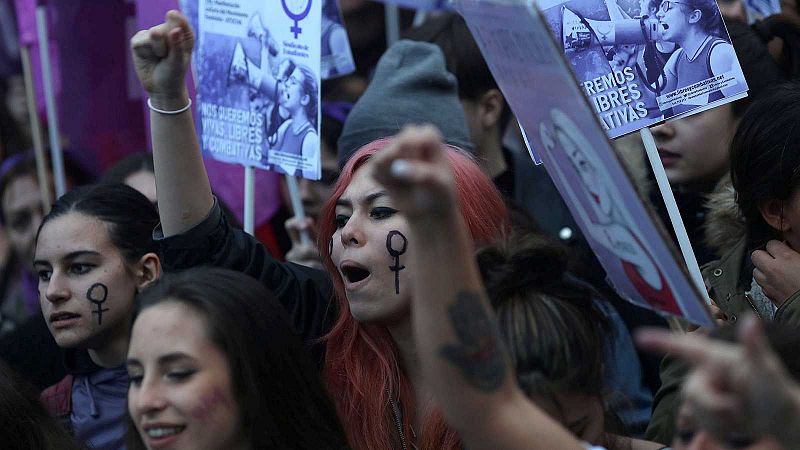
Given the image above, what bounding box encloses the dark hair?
[36,184,158,264]
[730,82,800,249]
[404,13,512,128]
[727,16,800,117]
[101,153,154,185]
[128,267,349,450]
[476,232,611,401]
[682,0,723,34]
[0,359,84,450]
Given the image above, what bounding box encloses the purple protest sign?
[536,0,748,138]
[127,0,282,226]
[195,0,322,180]
[456,0,712,326]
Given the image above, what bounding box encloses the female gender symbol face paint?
[386,230,408,295]
[87,283,109,325]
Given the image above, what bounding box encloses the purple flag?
[13,0,146,175]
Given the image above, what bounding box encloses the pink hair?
[317,137,509,450]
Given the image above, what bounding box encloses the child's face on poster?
[656,1,694,42]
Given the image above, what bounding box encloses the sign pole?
[35,4,66,198]
[244,165,255,234]
[20,46,52,213]
[285,174,312,246]
[640,127,708,303]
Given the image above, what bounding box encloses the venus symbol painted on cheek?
[86,283,109,325]
[386,231,407,295]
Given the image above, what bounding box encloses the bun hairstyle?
[476,232,611,401]
[477,233,570,307]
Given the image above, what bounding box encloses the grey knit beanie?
[337,40,474,168]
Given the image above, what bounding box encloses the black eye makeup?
[334,214,349,229]
[166,369,196,383]
[369,207,397,220]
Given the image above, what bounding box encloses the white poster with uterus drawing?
[456,0,712,326]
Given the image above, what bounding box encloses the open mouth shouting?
[340,260,372,291]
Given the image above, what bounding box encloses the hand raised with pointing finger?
[636,316,800,445]
[131,10,194,102]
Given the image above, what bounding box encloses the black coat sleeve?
[153,201,336,347]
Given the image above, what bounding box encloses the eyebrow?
[126,352,197,368]
[336,191,387,208]
[33,250,101,267]
[156,352,197,365]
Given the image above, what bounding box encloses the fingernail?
[390,160,410,179]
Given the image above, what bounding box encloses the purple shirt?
[71,366,129,450]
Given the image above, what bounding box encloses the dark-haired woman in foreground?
[126,267,348,449]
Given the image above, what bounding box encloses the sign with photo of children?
[195,0,322,180]
[537,0,748,138]
[456,0,713,326]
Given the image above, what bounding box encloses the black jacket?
[154,200,337,362]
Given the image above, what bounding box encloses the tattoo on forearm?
[439,291,507,392]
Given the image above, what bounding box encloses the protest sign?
[196,0,322,180]
[536,0,748,138]
[321,0,355,79]
[175,0,283,232]
[456,0,713,326]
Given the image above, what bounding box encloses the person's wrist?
[148,88,190,111]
